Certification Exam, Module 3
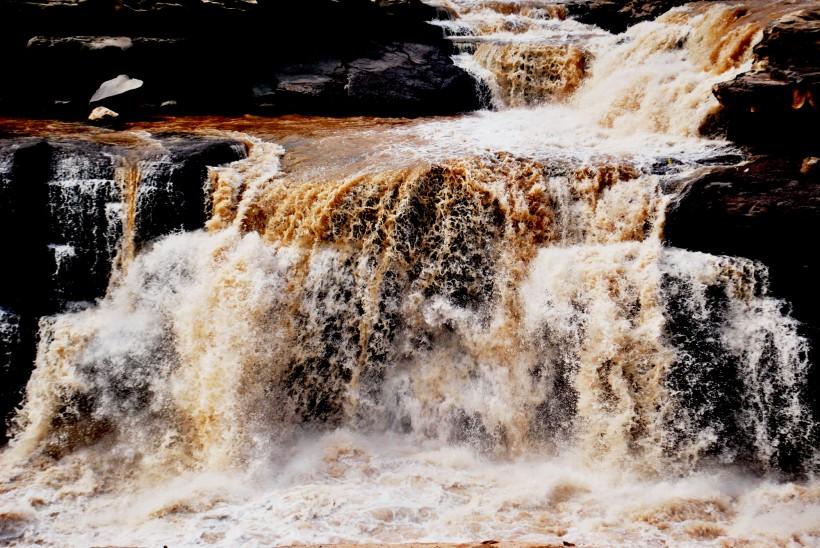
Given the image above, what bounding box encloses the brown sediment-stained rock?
[802,156,819,175]
[712,7,819,150]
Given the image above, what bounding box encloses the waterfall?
[435,1,778,134]
[0,1,817,546]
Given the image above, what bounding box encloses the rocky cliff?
[667,5,819,421]
[665,155,820,421]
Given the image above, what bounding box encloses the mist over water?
[1,1,818,546]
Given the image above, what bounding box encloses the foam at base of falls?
[3,430,819,546]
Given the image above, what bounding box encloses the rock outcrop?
[0,134,247,440]
[566,0,690,34]
[665,156,820,420]
[0,0,480,118]
[253,42,479,115]
[712,7,819,151]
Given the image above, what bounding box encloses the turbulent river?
[1,1,819,546]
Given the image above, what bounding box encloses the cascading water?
[1,1,818,546]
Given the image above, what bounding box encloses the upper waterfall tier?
[436,1,793,128]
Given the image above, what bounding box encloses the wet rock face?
[263,43,480,115]
[712,8,819,151]
[0,135,247,440]
[0,140,54,318]
[565,0,690,34]
[134,137,247,246]
[0,309,26,444]
[0,0,480,117]
[664,156,820,421]
[0,141,52,440]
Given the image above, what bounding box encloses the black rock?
[251,41,481,115]
[345,43,480,115]
[565,0,690,34]
[0,308,28,442]
[664,156,820,425]
[0,0,478,118]
[711,7,820,151]
[135,136,248,246]
[0,139,52,440]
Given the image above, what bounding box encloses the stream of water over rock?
[1,1,818,546]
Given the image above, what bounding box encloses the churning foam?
[2,143,816,546]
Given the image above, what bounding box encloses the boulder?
[88,105,119,123]
[345,43,480,114]
[90,74,143,104]
[258,44,482,115]
[374,0,451,21]
[261,58,347,111]
[565,0,689,34]
[20,35,184,116]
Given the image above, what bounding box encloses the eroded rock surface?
[713,7,819,150]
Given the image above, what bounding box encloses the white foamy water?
[5,429,820,547]
[1,1,818,547]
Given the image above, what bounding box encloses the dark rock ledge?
[566,0,691,34]
[665,155,820,421]
[712,7,819,152]
[668,5,819,425]
[0,0,481,119]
